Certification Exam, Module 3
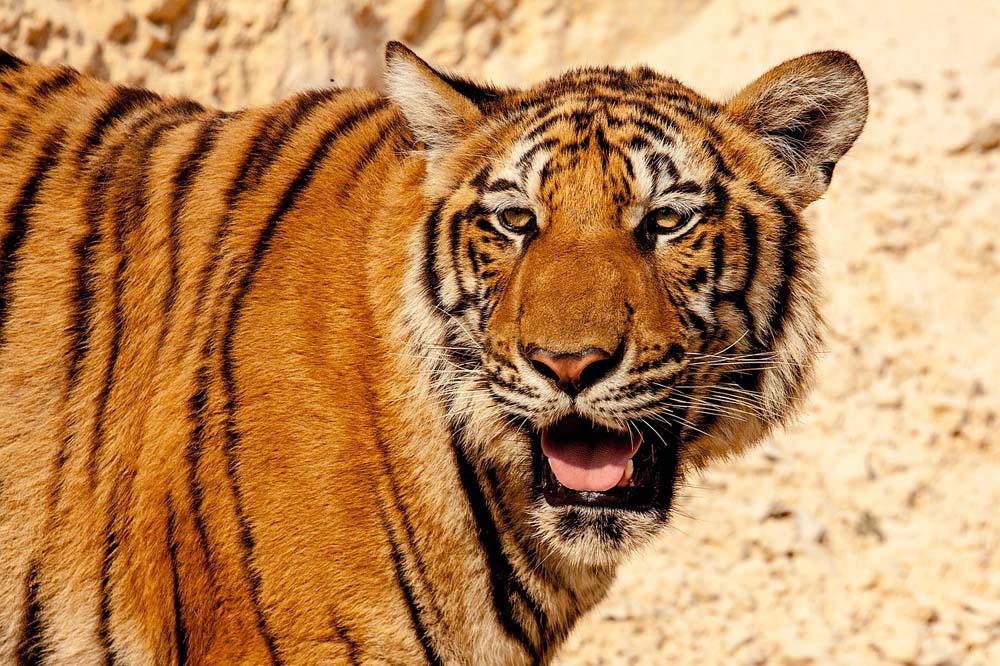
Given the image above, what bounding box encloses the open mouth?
[534,415,675,510]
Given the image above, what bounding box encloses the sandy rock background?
[3,0,998,664]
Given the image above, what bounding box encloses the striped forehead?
[481,103,715,210]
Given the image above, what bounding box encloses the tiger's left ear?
[384,41,500,156]
[727,51,869,204]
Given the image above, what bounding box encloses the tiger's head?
[385,43,867,566]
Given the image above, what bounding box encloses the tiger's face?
[387,44,867,565]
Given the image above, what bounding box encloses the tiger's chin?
[526,415,683,568]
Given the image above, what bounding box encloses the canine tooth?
[616,458,634,488]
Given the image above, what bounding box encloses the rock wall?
[0,0,705,108]
[3,0,999,664]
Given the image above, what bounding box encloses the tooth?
[616,458,634,488]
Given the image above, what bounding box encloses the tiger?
[0,40,867,665]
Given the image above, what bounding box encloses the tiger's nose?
[526,347,616,396]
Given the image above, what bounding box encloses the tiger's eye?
[498,208,537,234]
[643,208,688,235]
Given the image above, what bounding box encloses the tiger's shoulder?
[0,47,413,664]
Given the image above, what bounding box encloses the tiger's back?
[0,51,428,664]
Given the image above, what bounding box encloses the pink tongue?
[541,424,642,492]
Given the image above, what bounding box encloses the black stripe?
[76,86,162,165]
[711,233,725,285]
[687,309,708,337]
[161,116,225,344]
[376,501,442,666]
[739,208,760,339]
[745,183,799,345]
[368,427,450,649]
[661,180,702,196]
[594,124,612,165]
[467,238,481,277]
[344,123,399,187]
[627,133,653,153]
[705,178,731,220]
[50,91,164,593]
[769,198,800,344]
[700,139,733,179]
[482,458,570,606]
[0,50,24,74]
[522,112,567,142]
[687,266,707,289]
[648,151,679,183]
[601,99,689,143]
[328,615,361,666]
[486,386,536,414]
[480,465,551,644]
[87,251,124,486]
[516,138,558,174]
[15,561,44,666]
[0,115,30,158]
[388,536,440,666]
[217,98,389,663]
[485,178,520,193]
[66,142,116,400]
[55,169,109,522]
[468,164,492,190]
[738,208,759,292]
[31,66,80,105]
[474,218,511,246]
[632,118,673,146]
[335,120,403,207]
[448,207,476,303]
[423,201,446,310]
[184,368,215,572]
[166,494,190,665]
[187,89,340,348]
[717,208,760,346]
[241,89,340,192]
[538,157,562,191]
[0,127,66,344]
[690,231,706,251]
[450,435,535,656]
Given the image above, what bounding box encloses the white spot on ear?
[384,60,456,152]
[383,42,484,158]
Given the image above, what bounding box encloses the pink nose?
[526,347,615,395]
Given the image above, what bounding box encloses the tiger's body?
[0,44,866,665]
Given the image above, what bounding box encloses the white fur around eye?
[480,191,532,213]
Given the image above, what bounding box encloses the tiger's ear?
[384,41,500,156]
[727,51,868,203]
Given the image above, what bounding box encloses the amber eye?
[498,208,537,234]
[642,208,693,235]
[642,208,691,235]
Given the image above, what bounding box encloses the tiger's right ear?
[384,41,499,156]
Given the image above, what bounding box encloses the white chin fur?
[529,502,665,569]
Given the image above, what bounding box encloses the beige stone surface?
[2,0,998,663]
